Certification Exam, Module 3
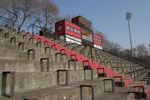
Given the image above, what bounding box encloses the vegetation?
[0,0,59,31]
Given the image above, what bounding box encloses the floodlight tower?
[126,12,133,56]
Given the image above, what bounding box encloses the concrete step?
[98,71,119,78]
[0,47,55,60]
[134,85,150,99]
[0,36,46,49]
[0,70,98,97]
[115,78,134,87]
[114,73,126,82]
[95,92,128,100]
[0,58,84,72]
[0,47,70,62]
[0,40,58,54]
[0,34,82,62]
[0,48,28,60]
[0,77,110,100]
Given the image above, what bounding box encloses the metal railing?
[102,47,150,68]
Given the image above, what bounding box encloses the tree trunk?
[18,13,26,30]
[45,12,48,29]
[12,15,18,29]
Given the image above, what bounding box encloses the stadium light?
[126,12,133,56]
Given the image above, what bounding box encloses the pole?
[127,20,133,56]
[91,46,93,60]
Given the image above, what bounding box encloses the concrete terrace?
[0,26,150,100]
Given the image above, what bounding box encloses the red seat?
[114,74,126,82]
[105,72,113,77]
[134,82,142,91]
[65,49,73,56]
[83,59,92,66]
[98,68,112,73]
[112,71,119,76]
[55,44,64,50]
[147,86,150,99]
[76,54,86,62]
[100,65,106,68]
[124,78,133,86]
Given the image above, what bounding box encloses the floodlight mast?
[126,12,133,56]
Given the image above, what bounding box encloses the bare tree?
[132,48,137,57]
[148,43,150,56]
[136,43,148,57]
[122,49,131,55]
[111,42,122,51]
[32,0,59,31]
[17,0,41,30]
[0,0,41,30]
[0,0,20,28]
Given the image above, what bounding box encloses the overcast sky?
[54,0,150,49]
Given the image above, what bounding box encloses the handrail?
[71,44,82,51]
[80,45,87,54]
